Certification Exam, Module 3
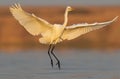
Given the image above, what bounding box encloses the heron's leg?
[48,44,53,68]
[59,37,64,41]
[51,45,61,70]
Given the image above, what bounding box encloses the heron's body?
[10,4,118,69]
[39,24,64,44]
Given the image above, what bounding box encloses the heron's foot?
[56,61,61,70]
[51,60,53,68]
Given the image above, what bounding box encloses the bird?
[9,3,118,70]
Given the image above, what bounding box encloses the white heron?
[10,4,118,69]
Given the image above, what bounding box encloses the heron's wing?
[9,4,53,36]
[62,16,118,40]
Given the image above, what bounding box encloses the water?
[0,50,120,79]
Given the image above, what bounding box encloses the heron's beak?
[70,8,74,11]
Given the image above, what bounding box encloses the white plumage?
[10,3,118,69]
[10,4,118,44]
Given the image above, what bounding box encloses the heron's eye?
[68,7,71,9]
[67,7,72,11]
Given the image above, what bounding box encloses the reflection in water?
[0,50,120,79]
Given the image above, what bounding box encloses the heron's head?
[67,6,73,12]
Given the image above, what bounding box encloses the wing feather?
[9,3,53,36]
[62,16,118,40]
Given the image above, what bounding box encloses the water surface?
[0,50,120,79]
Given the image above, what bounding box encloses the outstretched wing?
[10,4,53,36]
[62,16,118,40]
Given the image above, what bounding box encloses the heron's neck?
[63,9,69,27]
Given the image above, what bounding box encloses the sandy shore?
[0,6,120,51]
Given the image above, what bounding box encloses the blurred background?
[0,0,120,51]
[1,0,120,79]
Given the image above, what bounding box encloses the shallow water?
[0,50,120,79]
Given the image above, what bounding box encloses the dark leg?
[51,45,61,70]
[48,44,53,68]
